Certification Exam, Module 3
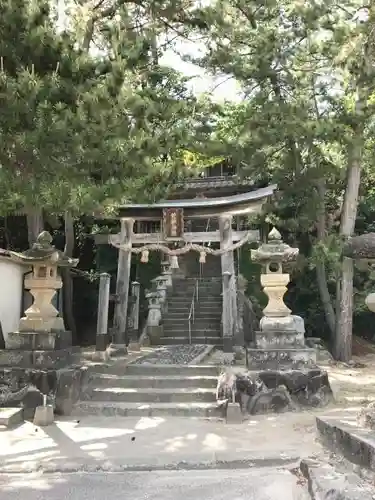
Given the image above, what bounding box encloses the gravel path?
[130,344,208,365]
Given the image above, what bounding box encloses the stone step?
[168,301,222,307]
[85,387,217,403]
[163,320,221,329]
[74,401,224,418]
[172,288,222,295]
[166,311,220,318]
[124,364,219,376]
[89,374,218,389]
[162,327,221,334]
[167,303,222,310]
[161,334,221,341]
[170,294,222,299]
[162,326,221,334]
[0,407,24,428]
[159,337,222,346]
[168,300,222,306]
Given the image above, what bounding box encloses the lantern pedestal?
[19,263,65,332]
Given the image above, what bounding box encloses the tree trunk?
[315,179,336,338]
[61,211,78,344]
[26,207,44,246]
[334,135,362,361]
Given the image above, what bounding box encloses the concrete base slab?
[316,409,375,472]
[33,405,54,426]
[0,407,23,427]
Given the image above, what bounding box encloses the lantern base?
[19,316,65,333]
[246,347,317,370]
[6,329,72,351]
[255,329,305,350]
[0,346,73,369]
[260,315,305,334]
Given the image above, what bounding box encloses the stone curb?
[300,459,374,500]
[0,456,300,475]
[189,345,215,365]
[316,415,375,472]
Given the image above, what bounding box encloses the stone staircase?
[75,363,223,418]
[160,277,223,347]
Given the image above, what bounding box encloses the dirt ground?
[321,336,375,406]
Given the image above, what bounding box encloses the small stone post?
[131,281,140,332]
[96,272,110,353]
[128,281,141,351]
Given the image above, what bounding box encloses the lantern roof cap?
[9,231,78,267]
[251,227,299,264]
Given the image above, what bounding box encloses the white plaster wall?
[0,260,25,341]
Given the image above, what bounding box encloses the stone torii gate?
[99,185,277,353]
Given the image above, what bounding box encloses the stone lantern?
[343,232,375,313]
[248,227,315,368]
[6,231,78,353]
[251,227,299,328]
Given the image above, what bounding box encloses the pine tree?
[178,0,375,360]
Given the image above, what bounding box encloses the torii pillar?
[219,214,238,353]
[112,218,134,353]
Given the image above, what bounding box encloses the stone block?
[128,342,141,352]
[255,330,304,349]
[91,350,110,362]
[6,330,72,351]
[0,349,33,367]
[33,404,54,426]
[226,402,243,424]
[21,386,44,419]
[95,333,109,352]
[0,407,23,427]
[260,315,305,334]
[301,459,374,500]
[316,412,375,472]
[148,325,163,345]
[6,332,56,350]
[0,367,59,419]
[55,330,72,350]
[32,348,72,369]
[108,344,128,357]
[246,347,316,370]
[222,336,233,355]
[55,367,86,416]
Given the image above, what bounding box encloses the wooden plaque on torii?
[162,208,184,240]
